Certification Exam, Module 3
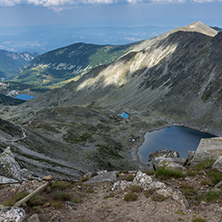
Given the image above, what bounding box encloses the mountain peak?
[184,21,218,37]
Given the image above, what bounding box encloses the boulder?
[0,205,26,222]
[28,214,40,222]
[0,147,34,183]
[0,176,18,183]
[212,156,222,172]
[133,171,189,208]
[190,137,222,167]
[149,149,180,162]
[84,171,117,184]
[152,157,187,170]
[186,150,196,165]
[112,180,131,191]
[0,147,21,181]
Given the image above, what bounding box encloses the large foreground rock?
[0,147,33,183]
[212,156,222,172]
[112,171,189,208]
[0,205,26,222]
[84,171,117,184]
[190,137,222,167]
[0,147,21,181]
[152,157,187,170]
[133,171,188,207]
[149,149,180,162]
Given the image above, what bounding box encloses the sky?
[0,0,222,52]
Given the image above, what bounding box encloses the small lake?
[138,126,215,163]
[14,94,35,101]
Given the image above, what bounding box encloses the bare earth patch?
[1,171,222,222]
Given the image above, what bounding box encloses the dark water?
[14,94,35,101]
[138,126,215,163]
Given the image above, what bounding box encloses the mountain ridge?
[0,50,39,80]
[15,41,141,88]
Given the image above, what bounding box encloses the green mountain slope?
[15,42,140,88]
[0,50,39,80]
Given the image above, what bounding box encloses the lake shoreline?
[135,123,216,165]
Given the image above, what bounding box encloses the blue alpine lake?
[138,126,215,163]
[14,94,35,101]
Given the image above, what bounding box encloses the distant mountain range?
[0,50,39,80]
[212,27,222,32]
[0,25,174,53]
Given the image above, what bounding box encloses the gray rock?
[0,206,26,222]
[212,156,222,172]
[149,149,180,162]
[84,171,117,184]
[20,168,33,180]
[133,171,189,208]
[0,147,33,183]
[112,180,131,191]
[50,214,61,222]
[190,137,222,167]
[0,147,21,181]
[0,176,18,183]
[28,214,40,222]
[152,157,187,170]
[186,150,196,165]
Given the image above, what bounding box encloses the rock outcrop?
[133,171,189,207]
[0,147,33,182]
[84,171,118,184]
[112,171,189,208]
[149,149,180,162]
[152,157,187,170]
[0,147,22,181]
[190,138,222,167]
[212,156,222,172]
[0,205,26,222]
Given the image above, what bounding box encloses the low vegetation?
[4,192,29,206]
[53,191,72,201]
[131,185,142,192]
[192,217,207,222]
[195,159,215,170]
[155,167,186,179]
[124,193,138,201]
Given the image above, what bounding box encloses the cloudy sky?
[0,0,222,52]
[0,0,222,27]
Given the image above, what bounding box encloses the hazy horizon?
[1,0,222,53]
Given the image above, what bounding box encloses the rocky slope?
[0,50,39,80]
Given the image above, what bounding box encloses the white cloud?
[0,0,220,7]
[192,0,214,2]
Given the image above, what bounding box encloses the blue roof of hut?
[120,112,129,119]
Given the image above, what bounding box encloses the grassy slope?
[16,42,140,88]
